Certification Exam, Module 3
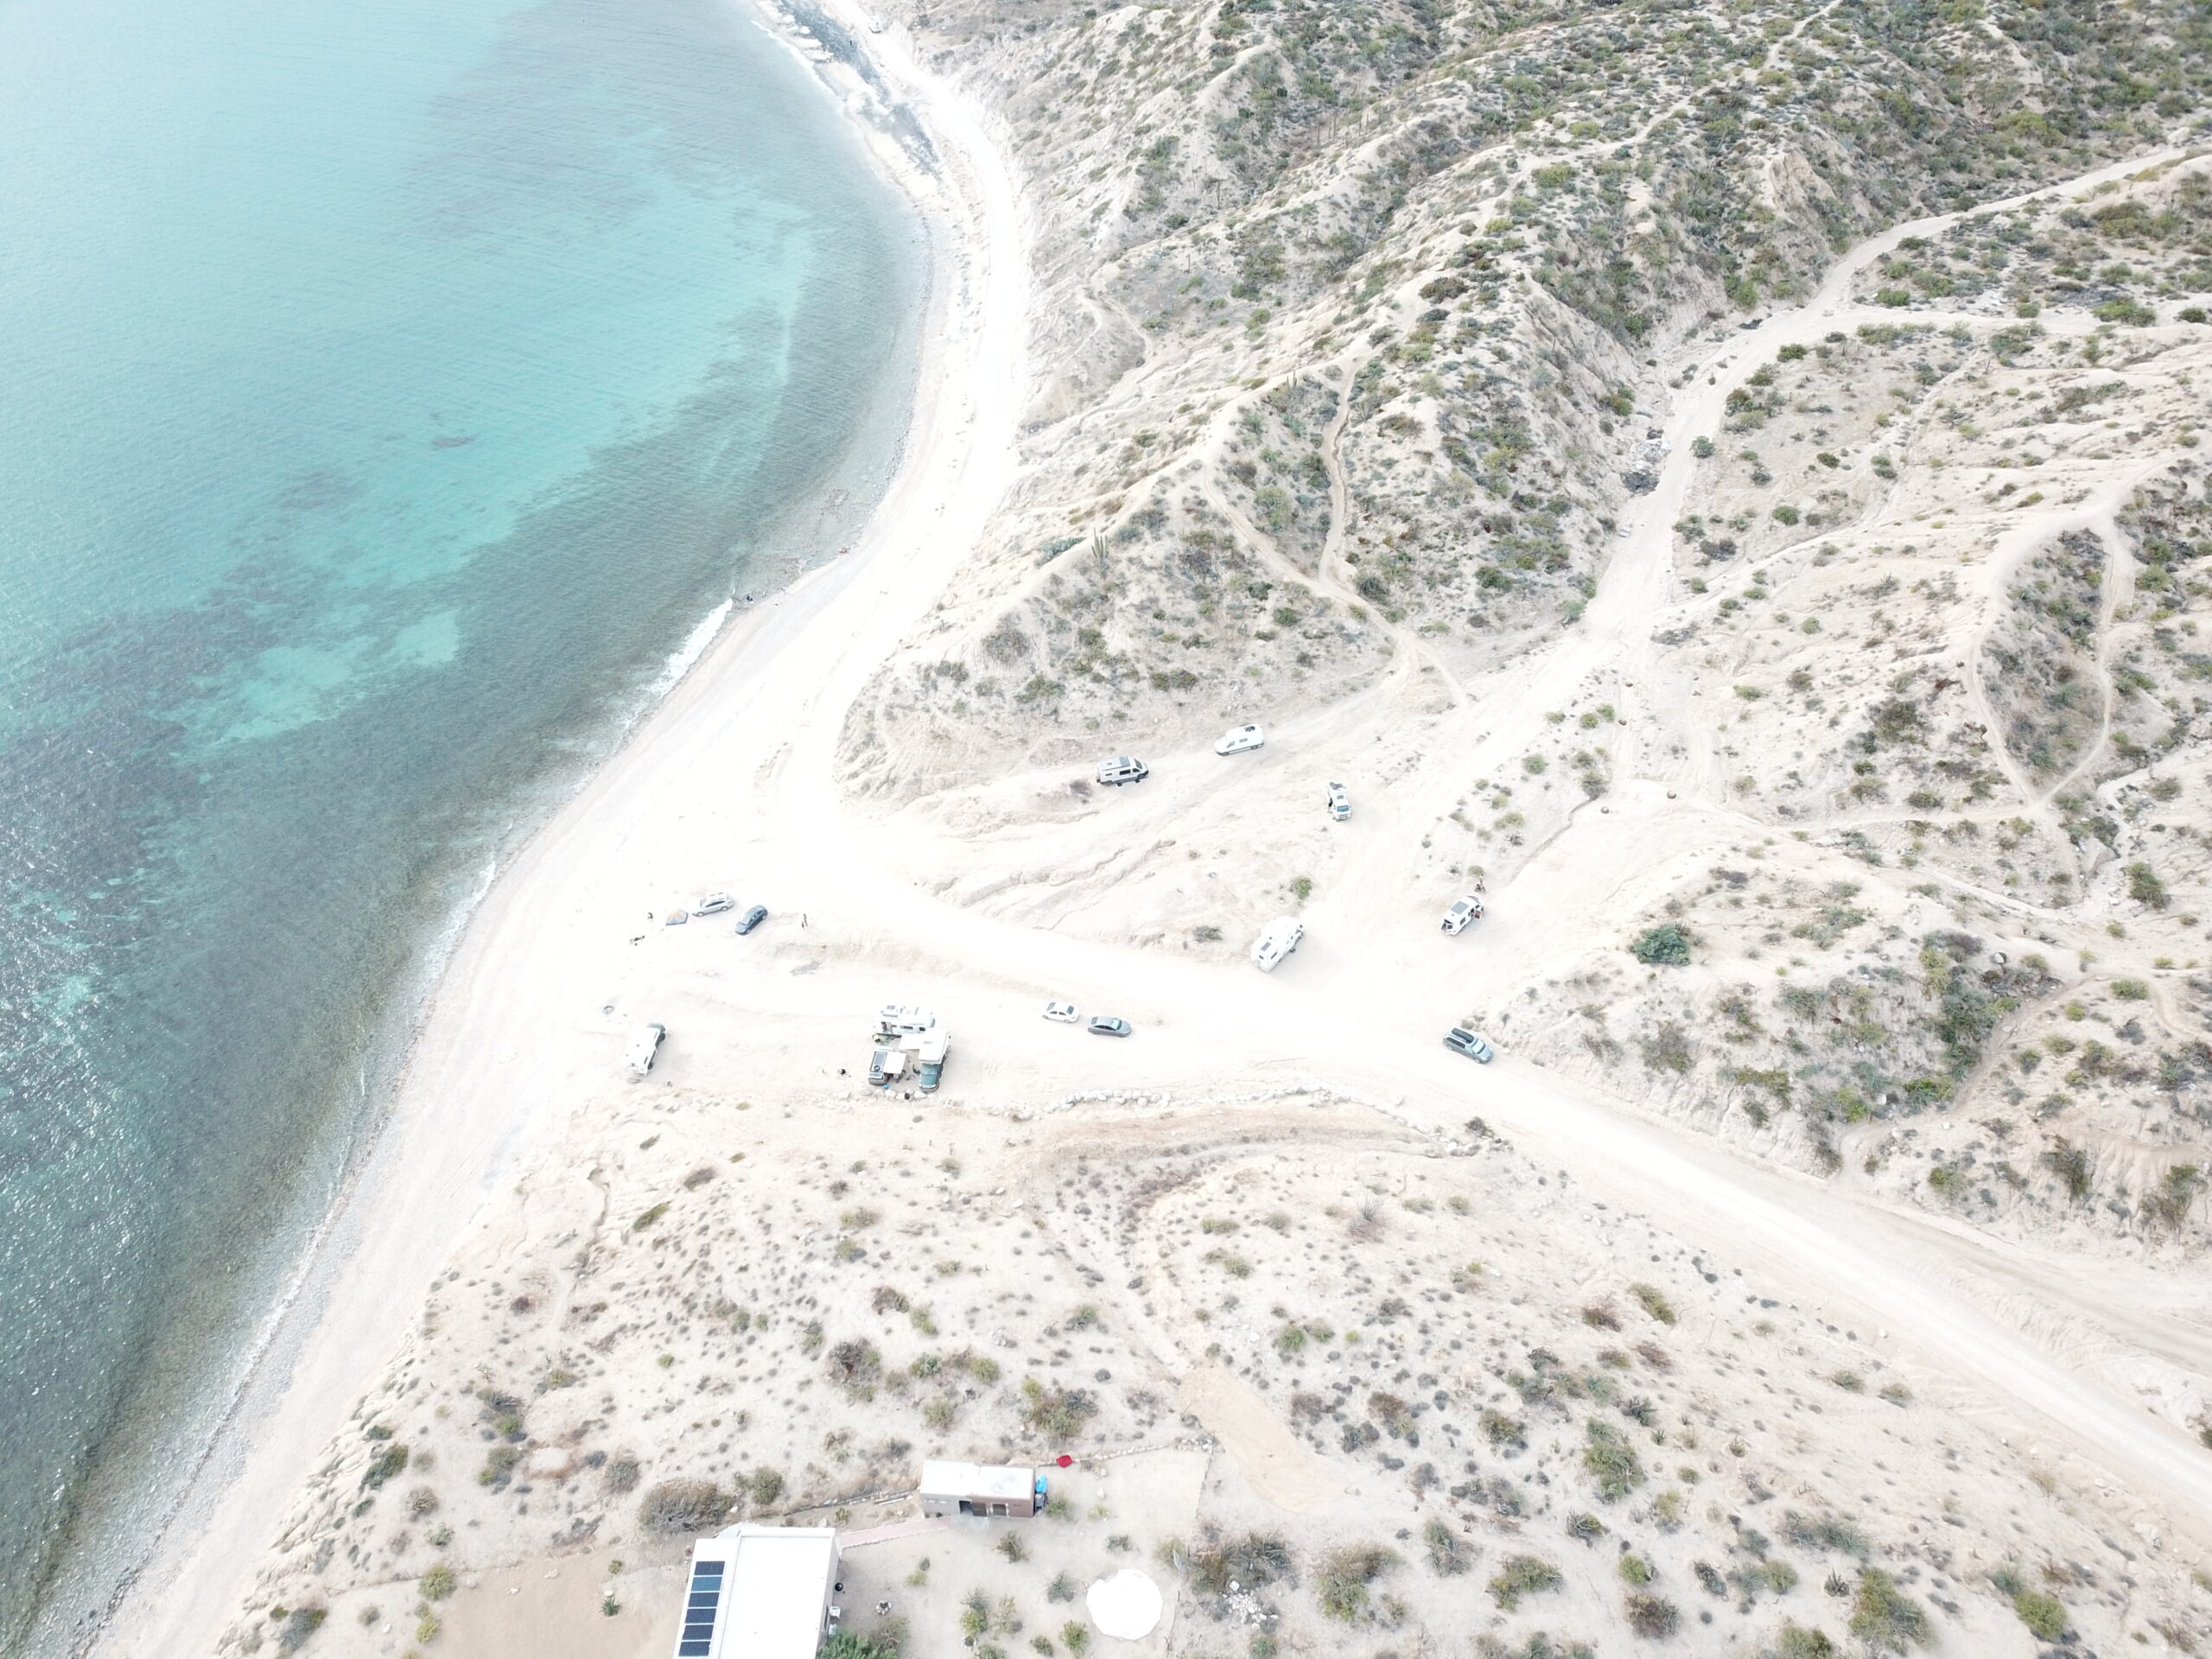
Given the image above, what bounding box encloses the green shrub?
[1318,1543,1398,1618]
[1781,1510,1870,1558]
[1630,925,1691,966]
[2042,1138,2092,1202]
[1423,1519,1469,1575]
[1486,1553,1562,1610]
[2012,1586,2066,1640]
[1191,1532,1294,1595]
[2125,862,2168,908]
[276,1608,327,1653]
[1583,1420,1646,1500]
[1777,1624,1836,1658]
[829,1339,883,1397]
[1630,1283,1676,1325]
[361,1443,410,1491]
[420,1565,458,1602]
[1021,1377,1098,1440]
[477,1445,522,1489]
[1849,1567,1929,1652]
[2145,1164,2202,1228]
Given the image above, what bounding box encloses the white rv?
[1440,895,1485,935]
[1252,916,1304,972]
[626,1023,666,1076]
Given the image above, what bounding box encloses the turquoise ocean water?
[0,0,918,1644]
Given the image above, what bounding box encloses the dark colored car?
[1443,1027,1496,1063]
[735,905,768,935]
[1087,1014,1132,1037]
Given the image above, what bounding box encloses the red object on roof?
[1056,1454,1073,1468]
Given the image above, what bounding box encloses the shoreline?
[95,10,1028,1652]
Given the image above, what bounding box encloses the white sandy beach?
[100,5,1031,1651]
[100,6,2212,1654]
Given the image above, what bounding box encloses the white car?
[1441,894,1485,935]
[1325,782,1351,822]
[1252,916,1304,972]
[1043,1001,1079,1023]
[694,892,734,916]
[1213,723,1265,756]
[625,1022,666,1076]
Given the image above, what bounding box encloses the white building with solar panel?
[673,1525,842,1659]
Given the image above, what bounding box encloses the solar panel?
[680,1559,724,1658]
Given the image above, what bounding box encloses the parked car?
[1440,894,1485,935]
[1213,723,1265,756]
[694,892,734,917]
[1325,782,1351,822]
[1252,915,1304,972]
[734,904,768,934]
[626,1023,666,1076]
[1087,1014,1133,1037]
[1443,1027,1496,1063]
[1043,1001,1080,1023]
[1097,755,1149,785]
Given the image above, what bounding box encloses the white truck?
[1252,916,1304,972]
[1441,895,1485,935]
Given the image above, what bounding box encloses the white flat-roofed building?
[918,1459,1043,1519]
[672,1525,840,1659]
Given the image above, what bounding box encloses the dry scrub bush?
[639,1478,728,1534]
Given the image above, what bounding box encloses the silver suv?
[1443,1027,1495,1063]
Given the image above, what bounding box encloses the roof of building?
[677,1526,837,1659]
[919,1459,1035,1499]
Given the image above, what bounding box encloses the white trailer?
[1252,916,1304,972]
